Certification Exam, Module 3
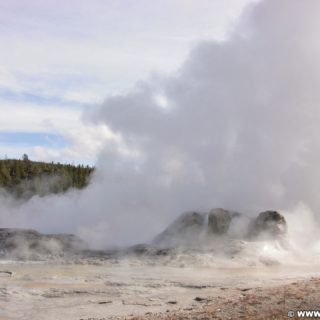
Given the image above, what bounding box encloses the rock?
[194,296,211,302]
[0,270,13,277]
[153,208,252,247]
[208,208,233,235]
[127,243,173,256]
[0,228,86,259]
[168,211,204,232]
[248,210,287,239]
[153,211,206,246]
[150,208,288,250]
[48,233,84,251]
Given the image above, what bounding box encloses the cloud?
[0,100,115,163]
[0,0,253,103]
[0,100,81,133]
[33,123,117,164]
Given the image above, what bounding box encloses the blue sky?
[0,132,66,147]
[0,0,255,164]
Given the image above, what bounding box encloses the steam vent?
[154,208,287,246]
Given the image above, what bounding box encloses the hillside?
[0,155,94,199]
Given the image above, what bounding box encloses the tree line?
[0,155,94,199]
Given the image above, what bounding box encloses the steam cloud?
[1,0,320,250]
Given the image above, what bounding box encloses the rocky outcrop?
[153,208,288,247]
[154,208,239,246]
[0,209,288,260]
[248,211,287,239]
[153,211,206,246]
[0,228,85,259]
[208,208,233,235]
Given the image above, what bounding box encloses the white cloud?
[0,0,255,163]
[0,100,81,133]
[31,124,114,164]
[0,99,116,163]
[0,0,255,102]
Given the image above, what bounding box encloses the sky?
[0,0,255,164]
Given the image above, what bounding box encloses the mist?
[1,0,320,252]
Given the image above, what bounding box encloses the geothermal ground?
[0,210,319,319]
[0,261,320,320]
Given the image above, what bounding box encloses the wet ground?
[0,261,319,319]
